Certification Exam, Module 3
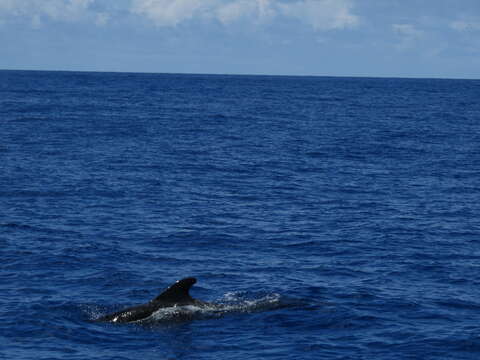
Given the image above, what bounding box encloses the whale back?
[95,277,199,323]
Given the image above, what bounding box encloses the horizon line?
[0,67,478,81]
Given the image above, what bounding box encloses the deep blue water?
[1,70,480,359]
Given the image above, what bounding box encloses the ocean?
[1,70,480,359]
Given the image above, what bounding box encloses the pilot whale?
[96,277,208,323]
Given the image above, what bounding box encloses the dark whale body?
[96,277,207,323]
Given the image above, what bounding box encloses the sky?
[0,0,479,78]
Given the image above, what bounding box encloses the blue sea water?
[1,69,480,359]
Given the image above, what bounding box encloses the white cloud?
[392,24,423,38]
[450,20,480,32]
[95,12,109,26]
[0,0,102,25]
[131,0,276,26]
[215,0,276,25]
[392,23,424,50]
[131,0,213,27]
[131,0,359,30]
[278,0,358,31]
[257,0,274,20]
[216,1,257,25]
[0,0,360,30]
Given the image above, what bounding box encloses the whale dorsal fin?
[153,277,197,303]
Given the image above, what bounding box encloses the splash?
[142,292,285,323]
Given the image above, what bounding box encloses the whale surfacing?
[96,277,207,323]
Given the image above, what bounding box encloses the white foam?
[144,292,284,322]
